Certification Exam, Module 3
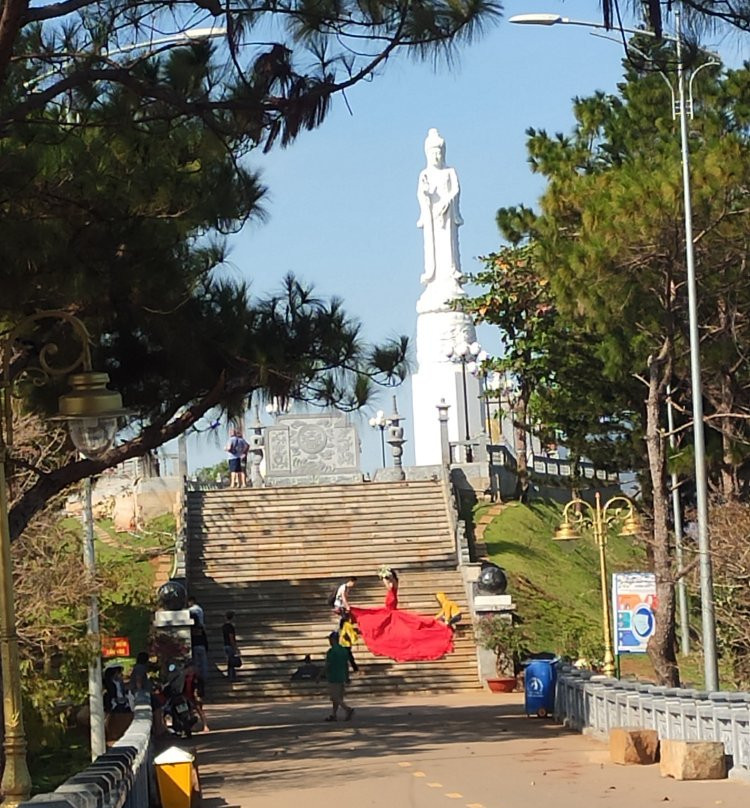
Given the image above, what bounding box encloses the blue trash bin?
[524,658,558,717]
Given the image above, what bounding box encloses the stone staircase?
[185,478,481,699]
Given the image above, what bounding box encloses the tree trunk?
[514,398,530,503]
[644,347,680,686]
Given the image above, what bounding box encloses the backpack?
[231,436,249,456]
[327,585,339,609]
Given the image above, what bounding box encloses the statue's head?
[424,128,445,167]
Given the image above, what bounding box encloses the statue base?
[411,307,483,466]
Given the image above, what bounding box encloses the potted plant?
[474,614,527,692]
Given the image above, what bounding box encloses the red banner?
[102,636,131,658]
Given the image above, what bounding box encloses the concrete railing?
[555,667,750,781]
[21,694,153,808]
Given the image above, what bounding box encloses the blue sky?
[179,1,743,476]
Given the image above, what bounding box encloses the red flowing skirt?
[350,605,454,662]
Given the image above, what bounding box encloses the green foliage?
[464,246,642,478]
[3,2,502,150]
[195,462,228,484]
[3,1,500,545]
[474,613,528,677]
[28,734,90,796]
[16,509,171,782]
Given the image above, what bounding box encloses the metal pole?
[667,386,690,656]
[82,476,106,758]
[0,450,32,806]
[483,376,493,441]
[379,426,386,467]
[460,361,473,462]
[177,433,188,481]
[676,6,718,690]
[594,493,616,677]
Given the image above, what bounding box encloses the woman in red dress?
[350,569,454,662]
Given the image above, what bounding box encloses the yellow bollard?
[154,746,196,808]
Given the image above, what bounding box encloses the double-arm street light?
[1,311,127,804]
[554,493,641,677]
[446,340,484,462]
[510,4,720,691]
[368,410,389,468]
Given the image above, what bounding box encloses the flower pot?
[486,677,516,693]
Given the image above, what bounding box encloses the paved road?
[188,692,748,808]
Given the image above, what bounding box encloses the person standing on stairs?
[332,576,357,618]
[225,427,249,488]
[324,632,354,722]
[188,597,209,695]
[222,611,240,681]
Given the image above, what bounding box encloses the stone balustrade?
[20,694,153,808]
[555,667,750,781]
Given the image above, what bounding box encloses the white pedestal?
[411,308,483,466]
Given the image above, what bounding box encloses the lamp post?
[446,340,482,462]
[554,493,641,677]
[1,311,127,801]
[510,3,719,691]
[265,396,290,419]
[24,27,228,91]
[368,410,389,467]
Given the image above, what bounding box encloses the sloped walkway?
[182,693,749,808]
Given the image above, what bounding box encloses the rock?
[660,740,727,780]
[609,728,659,765]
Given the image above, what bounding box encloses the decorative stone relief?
[264,413,361,486]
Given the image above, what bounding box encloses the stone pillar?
[248,406,264,488]
[382,396,406,482]
[437,398,451,466]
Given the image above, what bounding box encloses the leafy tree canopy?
[2,92,410,543]
[0,0,505,542]
[465,245,641,478]
[1,0,502,149]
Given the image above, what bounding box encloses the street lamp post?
[265,396,290,419]
[24,27,228,91]
[554,493,641,677]
[368,410,389,468]
[447,340,482,463]
[1,311,127,802]
[510,4,719,691]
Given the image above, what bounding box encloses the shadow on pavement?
[188,696,576,796]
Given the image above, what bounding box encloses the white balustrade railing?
[20,693,153,808]
[555,667,750,781]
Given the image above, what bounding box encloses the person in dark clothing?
[291,654,322,681]
[103,664,131,713]
[222,611,240,681]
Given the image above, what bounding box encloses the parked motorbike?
[163,663,198,738]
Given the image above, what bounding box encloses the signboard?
[612,572,657,654]
[102,636,131,658]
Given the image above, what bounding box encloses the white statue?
[417,128,464,290]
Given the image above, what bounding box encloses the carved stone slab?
[264,413,362,486]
